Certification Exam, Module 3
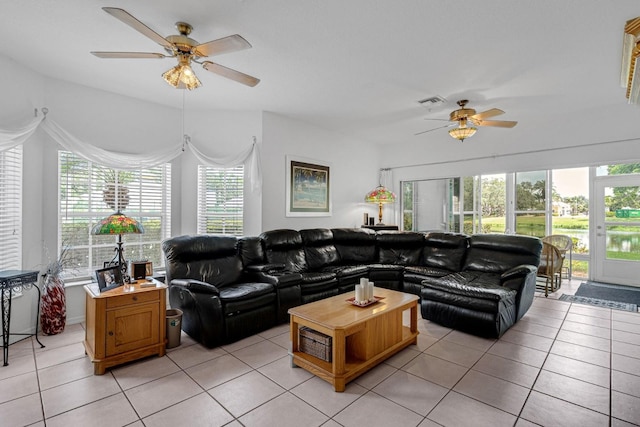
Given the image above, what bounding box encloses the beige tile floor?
[1,280,639,427]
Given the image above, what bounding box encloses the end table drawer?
[107,291,159,309]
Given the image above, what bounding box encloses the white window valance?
[0,115,43,151]
[0,111,261,192]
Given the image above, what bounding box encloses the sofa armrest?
[168,280,224,348]
[500,264,538,321]
[170,278,220,296]
[500,265,537,282]
[244,263,286,274]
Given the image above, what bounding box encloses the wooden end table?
[288,288,419,392]
[83,280,167,375]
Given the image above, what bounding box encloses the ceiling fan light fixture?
[628,54,640,104]
[621,17,640,103]
[162,55,202,90]
[448,126,477,142]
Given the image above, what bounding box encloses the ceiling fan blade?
[201,61,260,87]
[102,7,174,51]
[414,123,455,136]
[423,117,451,122]
[470,108,505,121]
[91,51,167,59]
[195,35,252,57]
[474,119,518,128]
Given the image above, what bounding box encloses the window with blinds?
[59,151,171,279]
[0,146,22,270]
[197,165,244,236]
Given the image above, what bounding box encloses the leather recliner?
[163,235,277,348]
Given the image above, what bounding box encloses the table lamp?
[364,185,396,225]
[91,211,144,280]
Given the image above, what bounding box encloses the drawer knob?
[132,296,138,301]
[108,331,114,336]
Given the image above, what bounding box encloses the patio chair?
[537,241,563,297]
[542,235,573,278]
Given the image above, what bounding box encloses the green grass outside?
[480,215,638,231]
[607,251,640,261]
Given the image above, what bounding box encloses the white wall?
[261,112,381,231]
[0,56,46,341]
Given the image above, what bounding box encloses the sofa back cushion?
[331,228,377,264]
[300,228,340,270]
[163,235,243,287]
[238,236,265,267]
[463,234,542,273]
[422,232,469,272]
[377,231,425,265]
[260,229,307,273]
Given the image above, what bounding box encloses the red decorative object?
[40,276,66,335]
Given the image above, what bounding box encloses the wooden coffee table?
[288,288,419,392]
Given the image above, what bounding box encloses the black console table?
[0,270,45,366]
[361,225,399,231]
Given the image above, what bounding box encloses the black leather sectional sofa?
[162,228,541,348]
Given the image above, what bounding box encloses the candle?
[355,284,364,304]
[368,281,375,300]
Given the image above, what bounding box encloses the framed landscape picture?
[286,155,332,217]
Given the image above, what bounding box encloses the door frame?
[592,174,640,287]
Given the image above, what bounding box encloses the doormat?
[559,294,638,312]
[576,281,640,306]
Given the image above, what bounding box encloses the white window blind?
[197,165,244,236]
[0,146,22,269]
[59,151,171,279]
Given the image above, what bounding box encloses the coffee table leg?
[332,329,346,391]
[289,317,299,368]
[410,304,418,333]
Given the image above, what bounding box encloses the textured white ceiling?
[2,0,639,147]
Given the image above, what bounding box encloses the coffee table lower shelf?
[290,326,417,392]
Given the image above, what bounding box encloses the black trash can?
[166,308,183,349]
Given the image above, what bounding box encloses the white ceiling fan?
[416,100,517,141]
[91,7,260,90]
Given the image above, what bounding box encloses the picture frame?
[95,265,123,293]
[286,155,332,217]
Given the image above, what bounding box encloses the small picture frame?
[95,265,123,293]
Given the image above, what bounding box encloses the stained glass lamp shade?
[91,211,144,269]
[364,185,397,225]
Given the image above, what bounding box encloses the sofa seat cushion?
[220,282,276,315]
[421,273,516,313]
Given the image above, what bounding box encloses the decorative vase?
[40,275,66,335]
